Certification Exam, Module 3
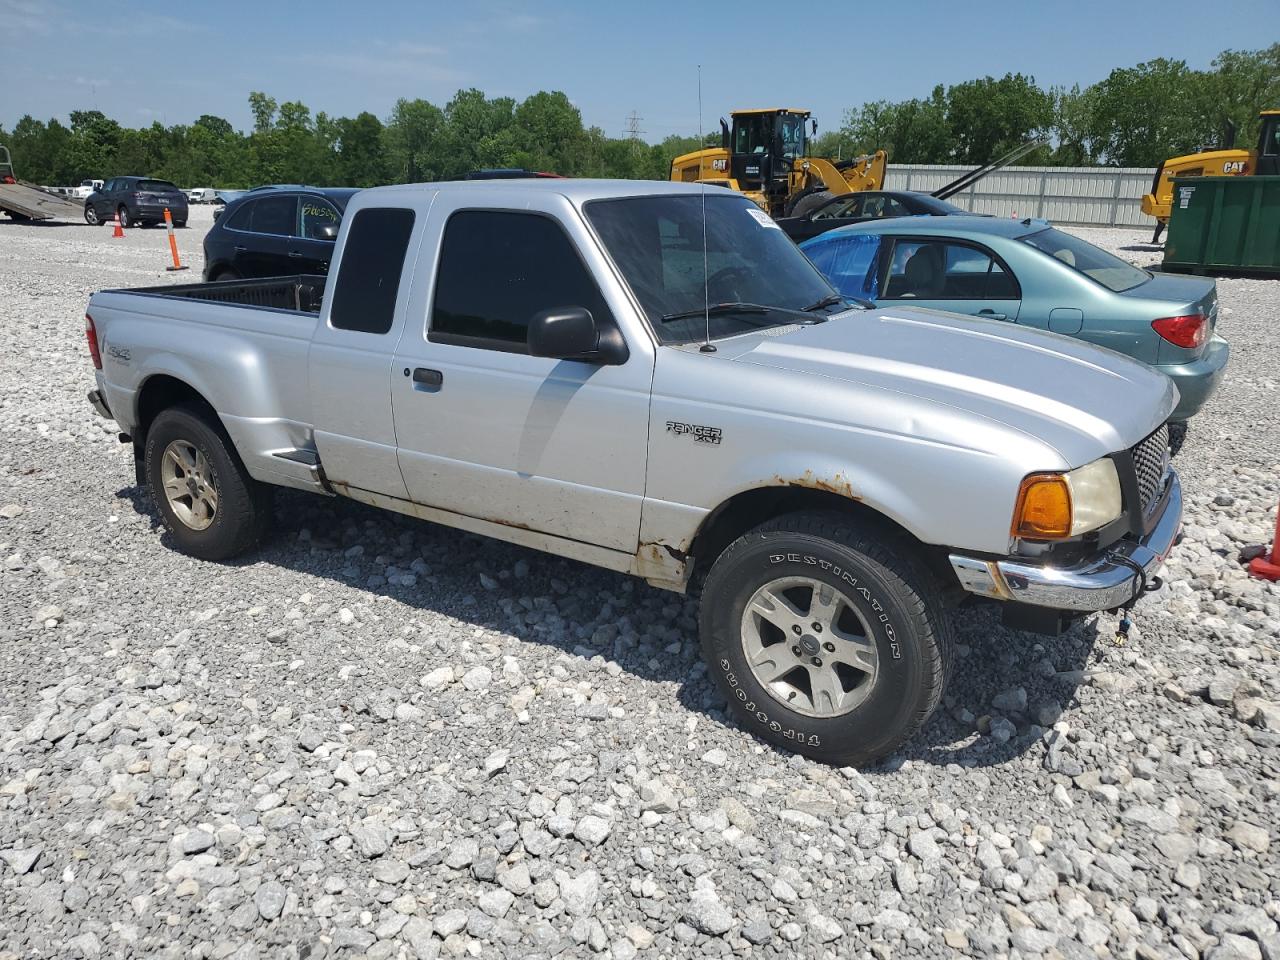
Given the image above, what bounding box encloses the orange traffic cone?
[112,211,124,238]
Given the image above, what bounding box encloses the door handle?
[287,251,302,258]
[410,367,443,391]
[977,309,1008,321]
[234,245,247,252]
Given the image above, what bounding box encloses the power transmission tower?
[624,111,645,146]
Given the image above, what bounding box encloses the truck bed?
[127,275,327,314]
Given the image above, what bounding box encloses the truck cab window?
[431,210,615,353]
[329,207,416,334]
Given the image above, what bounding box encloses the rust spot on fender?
[771,470,861,500]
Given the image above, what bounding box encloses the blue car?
[800,217,1229,434]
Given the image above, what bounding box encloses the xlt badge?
[666,421,722,445]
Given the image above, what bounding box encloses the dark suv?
[202,186,359,281]
[84,176,188,228]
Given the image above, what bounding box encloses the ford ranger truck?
[84,180,1182,765]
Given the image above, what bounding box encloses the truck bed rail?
[126,275,327,314]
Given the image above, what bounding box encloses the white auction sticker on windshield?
[745,207,781,229]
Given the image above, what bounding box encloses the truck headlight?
[1012,459,1122,540]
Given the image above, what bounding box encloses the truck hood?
[721,306,1177,465]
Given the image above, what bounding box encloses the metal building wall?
[887,164,1159,227]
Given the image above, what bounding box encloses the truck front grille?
[1131,424,1171,517]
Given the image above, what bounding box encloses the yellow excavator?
[669,108,887,218]
[1142,110,1280,241]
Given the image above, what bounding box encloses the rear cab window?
[329,207,416,334]
[429,210,615,354]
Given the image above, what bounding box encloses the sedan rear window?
[138,179,179,193]
[1021,227,1149,293]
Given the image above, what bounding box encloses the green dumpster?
[1163,175,1280,275]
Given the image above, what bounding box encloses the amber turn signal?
[1012,473,1073,539]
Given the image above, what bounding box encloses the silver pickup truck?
[84,179,1182,765]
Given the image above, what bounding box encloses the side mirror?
[527,307,628,365]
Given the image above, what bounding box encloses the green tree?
[945,73,1053,164]
[335,112,387,186]
[842,88,951,164]
[1208,44,1280,151]
[248,92,277,134]
[384,98,446,182]
[1085,58,1216,166]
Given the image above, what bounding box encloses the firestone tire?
[144,404,272,561]
[699,511,952,767]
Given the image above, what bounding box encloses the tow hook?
[1105,550,1161,646]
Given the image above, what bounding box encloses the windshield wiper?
[659,301,821,324]
[804,293,875,311]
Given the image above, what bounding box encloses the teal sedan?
[800,217,1229,438]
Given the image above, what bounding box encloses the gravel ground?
[1,210,1278,960]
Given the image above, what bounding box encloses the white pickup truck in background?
[83,179,1182,765]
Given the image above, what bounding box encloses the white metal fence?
[887,164,1159,228]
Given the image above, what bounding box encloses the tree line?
[2,44,1276,188]
[819,45,1279,168]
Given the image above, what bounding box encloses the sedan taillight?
[1151,313,1207,349]
[86,314,102,369]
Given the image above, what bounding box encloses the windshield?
[779,114,805,160]
[586,194,839,344]
[1021,227,1149,292]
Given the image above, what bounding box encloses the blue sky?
[2,0,1275,138]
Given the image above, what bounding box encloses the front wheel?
[699,512,951,766]
[84,205,100,225]
[144,405,272,560]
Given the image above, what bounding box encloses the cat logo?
[711,158,727,172]
[1223,160,1247,174]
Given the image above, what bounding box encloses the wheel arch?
[687,486,957,593]
[134,374,217,444]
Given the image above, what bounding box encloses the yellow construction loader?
[669,108,887,218]
[1142,110,1280,241]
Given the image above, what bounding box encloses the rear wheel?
[787,188,833,218]
[144,404,272,560]
[699,511,951,766]
[213,267,240,282]
[117,205,132,229]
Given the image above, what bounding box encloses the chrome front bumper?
[949,474,1182,613]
